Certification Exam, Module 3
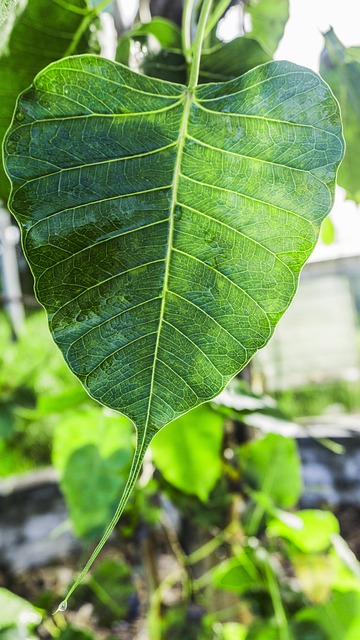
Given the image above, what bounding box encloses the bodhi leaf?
[320,28,360,203]
[4,51,344,605]
[0,0,100,201]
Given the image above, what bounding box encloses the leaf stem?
[54,430,151,613]
[63,0,113,57]
[201,0,233,45]
[188,0,214,90]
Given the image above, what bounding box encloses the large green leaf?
[0,0,99,201]
[52,407,133,538]
[320,28,360,203]
[3,55,344,603]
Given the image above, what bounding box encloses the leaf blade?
[4,57,344,438]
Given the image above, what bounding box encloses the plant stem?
[188,0,214,90]
[264,560,290,640]
[54,431,151,612]
[202,0,233,44]
[182,0,196,63]
[64,0,113,57]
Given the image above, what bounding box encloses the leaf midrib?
[144,88,192,432]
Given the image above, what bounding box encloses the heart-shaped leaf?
[4,56,344,435]
[3,53,344,603]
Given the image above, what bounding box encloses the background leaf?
[151,404,224,501]
[320,215,335,245]
[52,407,134,538]
[0,587,42,630]
[0,0,99,200]
[4,57,344,440]
[295,590,360,640]
[243,0,289,56]
[237,433,302,508]
[267,509,340,553]
[320,28,360,203]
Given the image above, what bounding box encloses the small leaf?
[238,433,302,508]
[267,509,340,553]
[116,18,186,84]
[151,405,224,501]
[211,553,262,594]
[320,28,360,203]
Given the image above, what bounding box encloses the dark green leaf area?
[5,56,344,435]
[0,0,98,200]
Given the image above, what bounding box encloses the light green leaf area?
[238,433,302,508]
[244,0,289,56]
[320,28,360,203]
[0,587,42,630]
[0,0,98,200]
[295,590,360,640]
[267,509,340,553]
[52,407,134,538]
[151,405,224,501]
[4,57,344,446]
